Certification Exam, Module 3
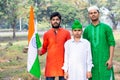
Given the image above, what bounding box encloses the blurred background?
[0,0,120,80]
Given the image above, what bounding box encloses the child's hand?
[86,72,92,78]
[64,72,68,80]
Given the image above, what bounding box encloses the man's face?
[50,16,61,28]
[88,9,99,21]
[72,29,82,38]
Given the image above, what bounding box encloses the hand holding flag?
[27,6,41,79]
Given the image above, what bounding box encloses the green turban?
[72,19,82,30]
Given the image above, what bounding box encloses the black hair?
[97,10,100,13]
[50,12,61,20]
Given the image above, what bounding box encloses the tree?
[36,0,88,28]
[0,0,9,28]
[112,0,120,21]
[3,0,32,38]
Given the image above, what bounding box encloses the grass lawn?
[0,40,46,80]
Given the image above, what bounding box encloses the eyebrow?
[73,30,82,31]
[89,10,99,13]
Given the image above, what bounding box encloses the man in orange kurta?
[38,12,71,80]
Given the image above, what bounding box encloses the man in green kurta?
[83,6,116,80]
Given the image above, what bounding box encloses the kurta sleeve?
[83,27,88,39]
[106,26,115,46]
[41,33,48,54]
[62,41,70,72]
[66,31,71,40]
[87,41,93,72]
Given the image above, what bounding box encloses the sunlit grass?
[0,40,45,79]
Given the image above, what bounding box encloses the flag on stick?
[27,6,41,78]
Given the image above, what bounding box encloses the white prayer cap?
[88,6,99,12]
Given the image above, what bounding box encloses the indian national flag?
[27,6,41,78]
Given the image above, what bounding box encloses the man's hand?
[38,49,42,56]
[64,72,68,80]
[86,72,92,79]
[106,59,113,70]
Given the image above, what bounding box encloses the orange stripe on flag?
[28,6,35,44]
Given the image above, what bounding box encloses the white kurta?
[62,38,93,80]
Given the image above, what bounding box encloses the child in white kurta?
[62,20,93,80]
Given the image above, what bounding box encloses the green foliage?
[36,1,82,28]
[111,0,120,20]
[38,21,50,30]
[51,2,78,23]
[0,0,120,30]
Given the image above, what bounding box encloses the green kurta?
[83,22,115,80]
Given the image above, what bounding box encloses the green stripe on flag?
[29,33,41,78]
[30,55,41,78]
[36,33,42,49]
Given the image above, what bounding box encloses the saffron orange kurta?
[41,28,71,77]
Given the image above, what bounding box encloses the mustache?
[92,15,95,17]
[52,23,60,28]
[54,22,59,24]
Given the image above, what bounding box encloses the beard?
[91,17,99,22]
[92,18,98,22]
[52,23,60,29]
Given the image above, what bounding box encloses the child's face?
[72,29,82,38]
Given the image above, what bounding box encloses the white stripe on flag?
[27,33,37,71]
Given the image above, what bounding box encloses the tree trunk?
[12,18,16,39]
[12,24,16,39]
